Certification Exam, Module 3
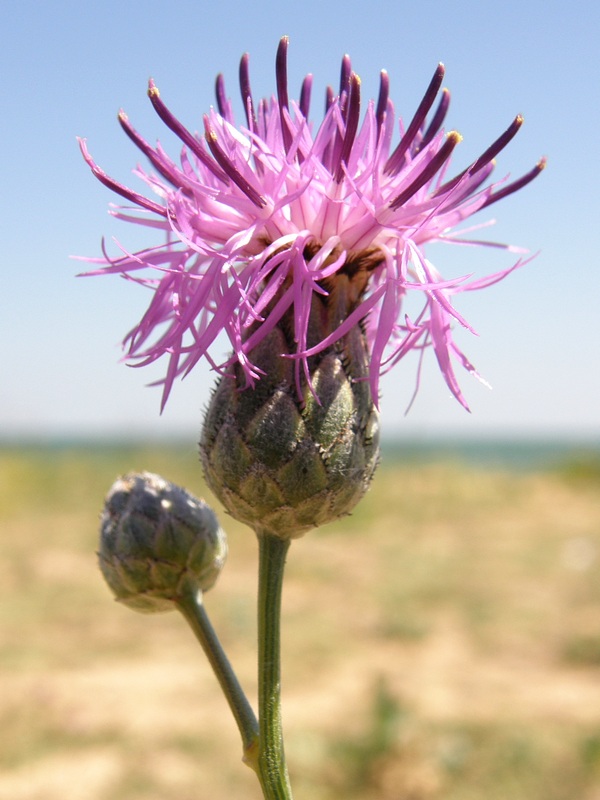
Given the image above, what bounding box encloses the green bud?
[99,472,227,613]
[200,278,380,540]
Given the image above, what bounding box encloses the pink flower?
[80,37,544,411]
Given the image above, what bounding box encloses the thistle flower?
[82,39,544,538]
[79,36,544,413]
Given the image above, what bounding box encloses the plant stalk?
[176,578,260,772]
[256,533,294,799]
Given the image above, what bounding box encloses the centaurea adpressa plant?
[82,37,544,798]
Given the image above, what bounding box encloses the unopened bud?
[99,472,227,612]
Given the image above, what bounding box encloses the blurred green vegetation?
[1,443,600,799]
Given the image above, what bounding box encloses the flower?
[80,36,544,411]
[99,472,227,612]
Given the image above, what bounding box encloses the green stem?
[175,579,260,772]
[256,533,294,799]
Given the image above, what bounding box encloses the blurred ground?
[1,444,600,799]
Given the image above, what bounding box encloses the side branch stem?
[176,579,260,772]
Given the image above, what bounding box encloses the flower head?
[80,37,544,411]
[99,472,227,612]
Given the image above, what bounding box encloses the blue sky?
[1,0,598,441]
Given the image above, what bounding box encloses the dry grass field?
[1,442,600,799]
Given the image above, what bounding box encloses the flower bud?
[200,284,380,540]
[99,472,227,612]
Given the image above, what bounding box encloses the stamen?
[299,74,313,119]
[335,73,361,182]
[276,36,290,110]
[436,160,494,208]
[434,114,524,196]
[258,98,268,131]
[321,85,336,170]
[239,53,257,132]
[147,81,228,183]
[375,70,389,137]
[389,131,462,210]
[324,85,335,114]
[214,74,228,118]
[203,116,267,208]
[339,54,352,120]
[470,115,523,174]
[416,87,450,152]
[385,63,445,175]
[482,157,547,209]
[275,36,293,153]
[118,111,184,189]
[78,138,168,217]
